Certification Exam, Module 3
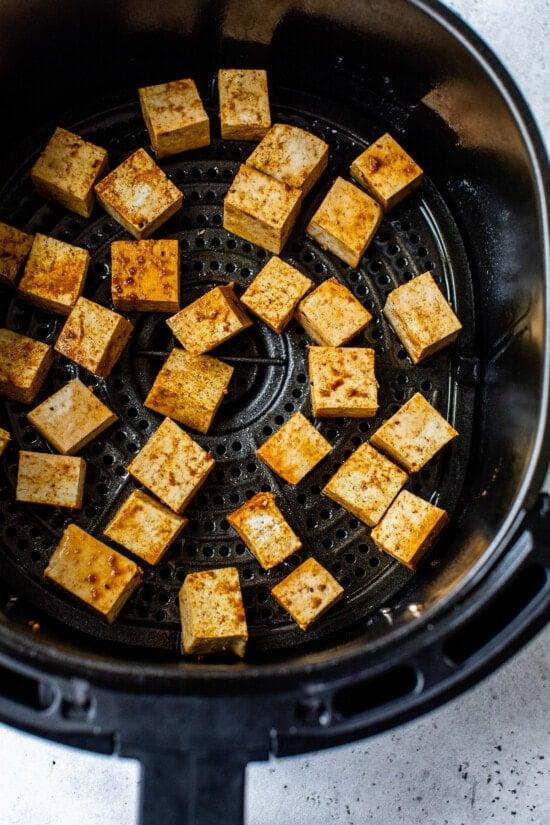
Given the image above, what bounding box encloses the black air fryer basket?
[0,1,548,823]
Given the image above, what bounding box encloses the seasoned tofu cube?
[0,328,53,404]
[0,427,11,457]
[27,378,117,455]
[227,492,301,569]
[308,346,378,418]
[95,148,183,239]
[139,78,210,159]
[111,239,179,312]
[55,297,133,378]
[306,177,382,268]
[256,412,332,484]
[295,277,371,346]
[104,489,187,565]
[145,348,233,434]
[179,567,248,657]
[128,417,215,513]
[45,524,142,622]
[323,442,407,527]
[16,451,86,509]
[383,271,462,363]
[223,164,302,255]
[30,127,108,218]
[19,234,89,315]
[218,69,271,140]
[0,222,33,288]
[271,557,343,630]
[246,123,328,196]
[371,392,458,472]
[167,284,253,354]
[350,133,423,211]
[240,256,312,333]
[371,490,448,569]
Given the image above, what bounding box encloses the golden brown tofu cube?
[223,164,302,255]
[27,378,117,455]
[145,348,233,434]
[271,557,343,631]
[240,256,313,333]
[0,222,33,288]
[256,412,332,485]
[0,328,53,404]
[19,234,89,315]
[350,133,423,211]
[128,417,215,513]
[0,427,11,457]
[16,451,86,509]
[31,127,108,218]
[227,492,302,569]
[295,277,371,346]
[95,148,183,239]
[104,489,187,565]
[323,442,407,527]
[179,567,248,657]
[371,490,448,569]
[370,392,458,472]
[45,524,142,622]
[308,346,378,418]
[55,297,133,378]
[111,239,179,312]
[139,78,210,159]
[306,177,382,268]
[218,69,271,140]
[383,271,462,364]
[246,123,328,196]
[167,284,253,355]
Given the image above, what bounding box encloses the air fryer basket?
[0,2,548,824]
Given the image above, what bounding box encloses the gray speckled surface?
[0,2,548,823]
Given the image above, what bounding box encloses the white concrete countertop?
[0,1,548,823]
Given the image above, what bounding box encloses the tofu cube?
[45,524,142,622]
[145,348,233,434]
[256,411,332,484]
[0,328,53,404]
[371,392,458,472]
[308,346,378,418]
[271,557,344,630]
[128,417,215,513]
[0,427,11,457]
[371,490,448,569]
[246,123,328,196]
[104,489,187,565]
[27,378,117,455]
[19,234,89,315]
[383,271,462,363]
[111,239,179,312]
[240,256,312,333]
[55,297,133,378]
[0,222,33,288]
[350,133,423,211]
[30,127,108,218]
[179,567,248,657]
[167,284,253,354]
[295,277,372,346]
[223,164,302,255]
[16,451,86,509]
[218,69,271,140]
[227,492,302,569]
[323,442,407,527]
[95,148,183,239]
[306,177,382,268]
[139,78,210,159]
